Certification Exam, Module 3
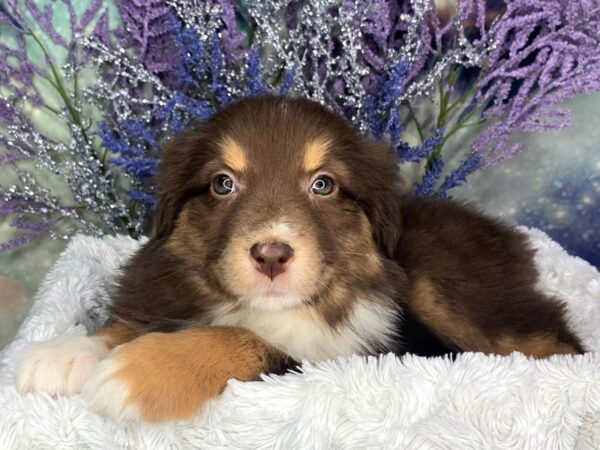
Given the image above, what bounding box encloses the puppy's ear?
[153,130,211,239]
[353,139,403,258]
[365,185,402,259]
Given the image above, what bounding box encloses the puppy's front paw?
[15,335,110,396]
[80,350,143,422]
[81,328,275,423]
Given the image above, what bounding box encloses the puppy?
[15,96,583,423]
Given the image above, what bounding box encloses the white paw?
[81,352,141,422]
[15,335,109,396]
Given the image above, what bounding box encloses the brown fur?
[220,137,247,173]
[97,322,139,349]
[111,327,289,422]
[303,138,331,172]
[408,275,580,357]
[396,196,583,355]
[96,95,583,422]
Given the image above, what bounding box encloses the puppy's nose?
[250,242,294,280]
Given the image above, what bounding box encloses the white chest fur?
[210,298,399,363]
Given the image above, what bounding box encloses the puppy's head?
[155,96,402,312]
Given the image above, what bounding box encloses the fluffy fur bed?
[1,227,599,449]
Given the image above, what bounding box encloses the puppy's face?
[155,97,401,313]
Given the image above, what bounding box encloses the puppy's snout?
[250,242,294,280]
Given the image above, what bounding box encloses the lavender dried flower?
[472,0,600,168]
[2,0,600,253]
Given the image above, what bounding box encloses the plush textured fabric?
[0,228,599,449]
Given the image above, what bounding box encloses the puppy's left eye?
[213,174,237,195]
[310,175,335,196]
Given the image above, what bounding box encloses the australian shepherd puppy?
[15,96,583,423]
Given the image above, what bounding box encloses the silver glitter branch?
[0,1,139,250]
[7,0,577,252]
[1,0,495,251]
[167,0,223,41]
[80,38,174,124]
[0,91,132,240]
[383,0,496,107]
[247,0,372,128]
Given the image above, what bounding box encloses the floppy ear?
[153,130,212,240]
[353,139,403,258]
[364,184,402,259]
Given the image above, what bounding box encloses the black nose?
[250,242,294,280]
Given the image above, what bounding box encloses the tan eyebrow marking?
[303,137,331,172]
[220,137,247,172]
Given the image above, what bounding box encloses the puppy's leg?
[96,321,139,348]
[82,326,291,423]
[408,276,583,358]
[15,321,138,396]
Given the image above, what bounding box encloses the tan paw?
[15,335,110,396]
[81,328,275,423]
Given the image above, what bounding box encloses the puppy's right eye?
[212,174,237,195]
[310,175,335,196]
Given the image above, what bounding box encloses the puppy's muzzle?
[250,242,294,280]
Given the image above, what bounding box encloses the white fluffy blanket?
[1,228,599,449]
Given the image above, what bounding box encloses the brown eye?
[213,174,236,195]
[310,175,335,196]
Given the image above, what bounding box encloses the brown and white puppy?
[15,96,583,423]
